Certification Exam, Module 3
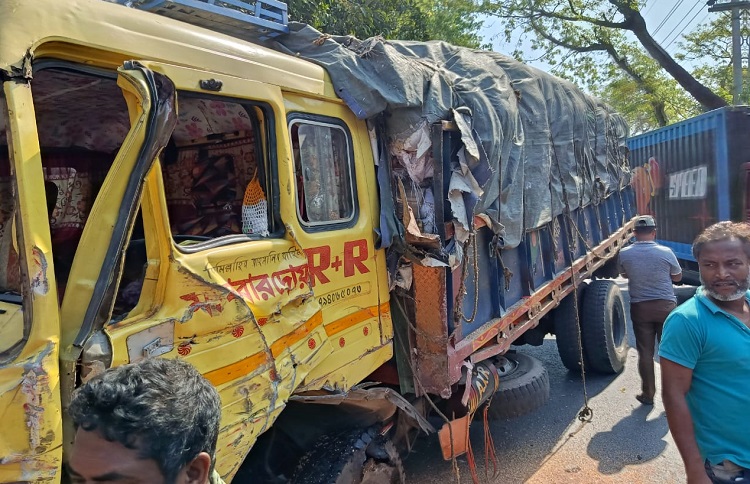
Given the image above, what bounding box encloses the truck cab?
[0,2,395,480]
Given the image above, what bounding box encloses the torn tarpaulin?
[273,24,630,252]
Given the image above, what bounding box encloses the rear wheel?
[581,279,628,374]
[486,352,550,419]
[552,282,589,372]
[593,257,620,279]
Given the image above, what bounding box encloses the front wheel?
[290,428,404,484]
[581,279,628,374]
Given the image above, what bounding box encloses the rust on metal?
[412,264,451,398]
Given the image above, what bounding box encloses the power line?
[664,9,711,50]
[661,0,705,46]
[653,0,690,35]
[643,0,656,17]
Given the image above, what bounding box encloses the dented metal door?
[283,100,393,393]
[91,61,332,479]
[0,74,64,483]
[54,63,178,468]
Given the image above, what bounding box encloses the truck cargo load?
[276,23,632,252]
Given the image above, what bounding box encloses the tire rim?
[494,355,519,376]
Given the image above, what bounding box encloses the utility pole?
[708,0,750,104]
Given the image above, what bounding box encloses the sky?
[480,0,718,72]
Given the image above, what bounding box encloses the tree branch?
[534,8,628,29]
[531,20,669,125]
[608,0,727,110]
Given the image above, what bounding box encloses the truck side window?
[162,97,273,239]
[290,119,355,226]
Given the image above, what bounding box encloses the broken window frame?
[163,92,283,254]
[0,91,26,363]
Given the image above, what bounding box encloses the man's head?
[68,357,221,484]
[692,221,750,302]
[633,215,657,241]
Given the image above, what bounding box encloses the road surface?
[403,280,696,483]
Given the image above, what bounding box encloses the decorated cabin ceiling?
[0,68,255,152]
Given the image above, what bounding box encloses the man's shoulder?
[667,294,705,323]
[653,243,677,254]
[620,242,674,261]
[619,244,638,258]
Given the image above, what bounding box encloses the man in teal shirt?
[661,221,750,484]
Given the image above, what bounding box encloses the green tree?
[286,0,485,48]
[586,46,702,134]
[482,0,728,128]
[675,12,750,103]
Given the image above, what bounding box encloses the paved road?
[403,280,697,484]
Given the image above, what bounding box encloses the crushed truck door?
[283,99,393,393]
[56,62,179,465]
[0,68,64,483]
[85,61,333,479]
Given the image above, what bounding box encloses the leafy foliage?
[480,0,727,129]
[286,0,486,48]
[675,13,748,104]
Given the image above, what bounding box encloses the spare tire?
[486,352,550,420]
[552,282,589,372]
[581,279,628,374]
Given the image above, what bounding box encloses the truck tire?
[593,257,620,279]
[486,352,550,420]
[581,279,628,374]
[291,428,405,484]
[552,282,589,372]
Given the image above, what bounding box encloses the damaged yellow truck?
[0,0,637,482]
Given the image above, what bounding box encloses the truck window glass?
[0,124,20,296]
[291,120,355,226]
[0,93,25,359]
[161,97,273,240]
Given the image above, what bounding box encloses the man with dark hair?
[661,221,750,484]
[68,357,225,484]
[619,215,682,405]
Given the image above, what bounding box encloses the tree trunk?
[651,100,668,126]
[616,2,728,111]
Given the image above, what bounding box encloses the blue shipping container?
[627,106,750,282]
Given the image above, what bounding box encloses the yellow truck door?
[74,61,333,479]
[54,62,179,468]
[0,72,64,483]
[283,99,393,392]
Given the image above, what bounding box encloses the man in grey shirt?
[619,215,682,405]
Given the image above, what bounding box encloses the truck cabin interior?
[0,66,275,317]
